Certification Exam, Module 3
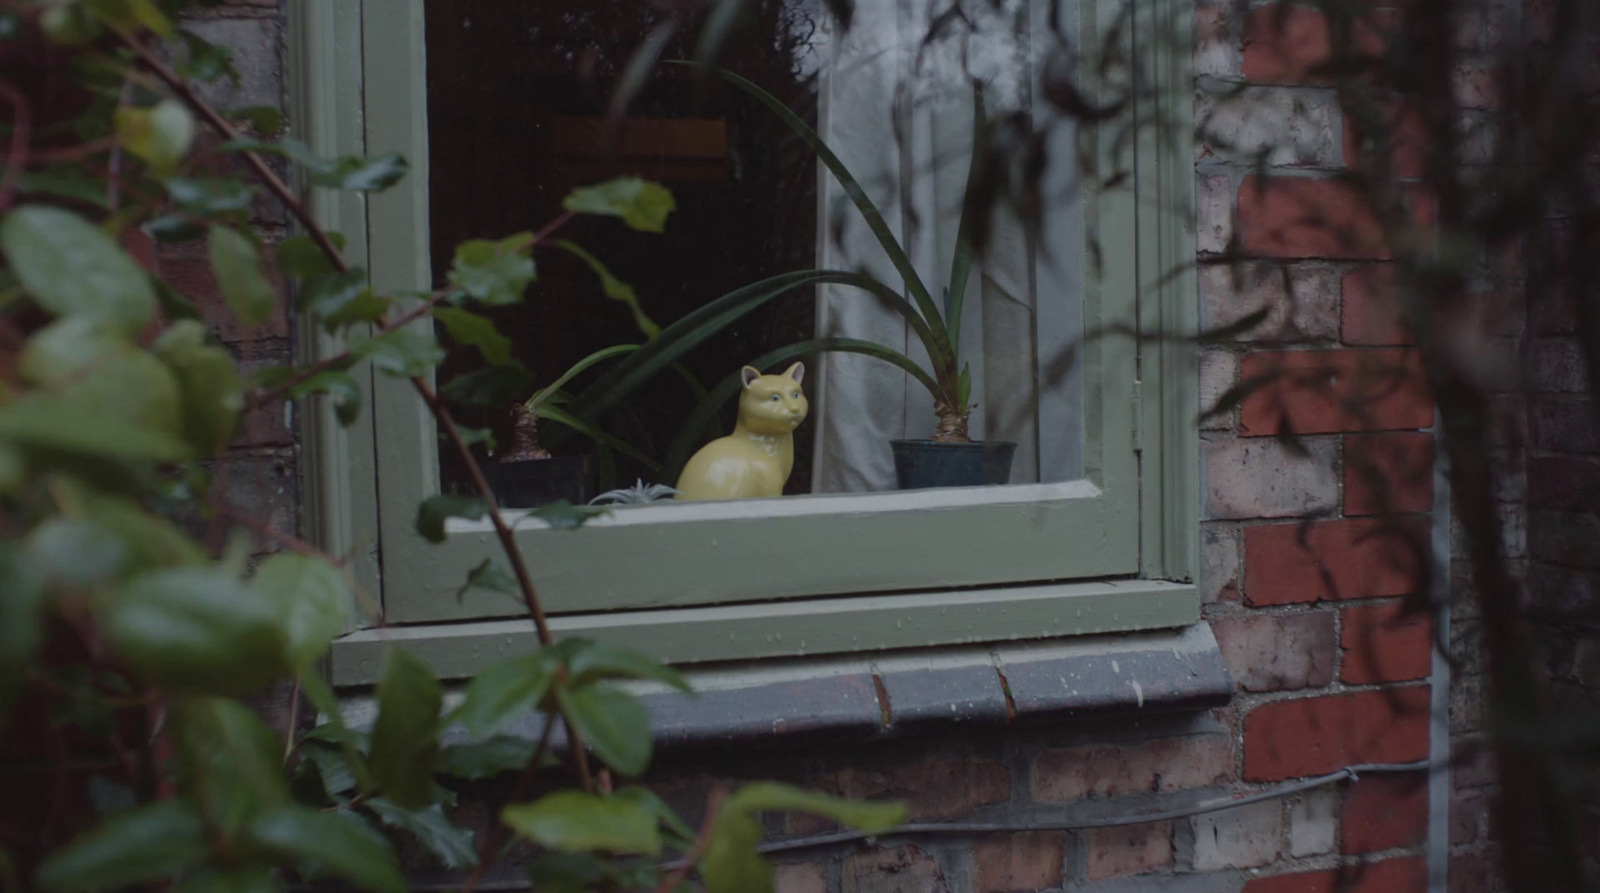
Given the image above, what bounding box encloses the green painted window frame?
[288,0,1199,685]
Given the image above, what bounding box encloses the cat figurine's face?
[738,362,808,436]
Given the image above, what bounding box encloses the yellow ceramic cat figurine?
[676,363,807,501]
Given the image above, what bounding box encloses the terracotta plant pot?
[889,440,1017,489]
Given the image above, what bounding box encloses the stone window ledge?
[338,623,1231,751]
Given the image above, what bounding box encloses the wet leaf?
[365,799,475,869]
[556,684,651,777]
[448,234,536,306]
[247,806,407,893]
[450,653,556,737]
[253,552,351,672]
[208,225,276,326]
[502,791,662,856]
[563,178,675,233]
[1,205,155,333]
[36,800,208,892]
[368,648,441,809]
[433,306,512,366]
[415,495,486,544]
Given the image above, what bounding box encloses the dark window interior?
[425,1,822,495]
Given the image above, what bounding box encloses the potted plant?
[666,68,1016,490]
[485,344,657,507]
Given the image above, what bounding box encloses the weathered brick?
[157,242,291,342]
[1340,602,1433,684]
[1341,772,1428,853]
[181,18,285,111]
[1237,176,1433,260]
[1342,99,1429,178]
[1340,265,1413,346]
[1187,799,1285,871]
[776,861,829,893]
[1243,687,1431,781]
[1531,337,1588,393]
[1453,58,1501,110]
[1199,174,1234,255]
[1194,3,1237,78]
[1238,349,1433,436]
[1032,735,1232,801]
[973,831,1065,893]
[1201,522,1242,603]
[1200,349,1239,431]
[1532,398,1600,454]
[1204,437,1339,520]
[1084,820,1173,881]
[1199,262,1340,342]
[1530,510,1600,571]
[1344,432,1434,515]
[1241,5,1386,84]
[1241,857,1427,893]
[1244,517,1428,605]
[842,846,947,893]
[1529,456,1600,512]
[1211,610,1337,692]
[212,449,298,540]
[1451,790,1487,846]
[823,754,1011,821]
[1197,85,1342,168]
[1288,789,1339,857]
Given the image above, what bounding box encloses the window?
[290,0,1199,685]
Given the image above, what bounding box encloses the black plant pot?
[889,440,1018,489]
[483,455,595,508]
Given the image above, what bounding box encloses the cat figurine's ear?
[783,362,805,384]
[741,365,762,388]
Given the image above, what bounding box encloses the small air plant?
[589,479,681,505]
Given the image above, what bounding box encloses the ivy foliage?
[0,3,903,891]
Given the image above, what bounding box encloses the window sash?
[291,0,1195,649]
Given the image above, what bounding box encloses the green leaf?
[301,740,360,796]
[311,152,410,192]
[114,100,193,177]
[702,67,952,369]
[173,698,290,835]
[166,177,258,217]
[525,344,639,412]
[613,786,697,846]
[85,495,208,573]
[0,205,155,333]
[415,495,487,544]
[147,215,206,243]
[435,735,542,780]
[449,653,556,736]
[368,648,442,809]
[525,853,617,893]
[208,225,277,326]
[253,552,351,672]
[565,640,691,692]
[300,671,376,792]
[35,800,208,893]
[701,808,767,893]
[14,327,187,452]
[287,369,362,426]
[556,684,652,777]
[448,234,536,306]
[98,567,288,694]
[533,403,662,473]
[39,5,100,45]
[247,806,407,893]
[151,319,244,455]
[296,267,365,312]
[550,241,659,338]
[0,392,190,463]
[16,316,125,386]
[502,791,662,856]
[563,178,676,233]
[25,517,126,590]
[276,232,346,279]
[724,782,905,833]
[956,362,972,410]
[177,29,239,84]
[439,363,535,408]
[528,500,607,531]
[433,306,511,366]
[365,799,475,870]
[16,168,110,208]
[355,328,443,377]
[455,556,518,604]
[85,0,172,36]
[231,104,285,137]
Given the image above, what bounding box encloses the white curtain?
[809,0,1083,493]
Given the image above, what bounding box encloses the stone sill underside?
[342,624,1232,751]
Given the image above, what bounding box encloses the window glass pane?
[424,0,1086,504]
